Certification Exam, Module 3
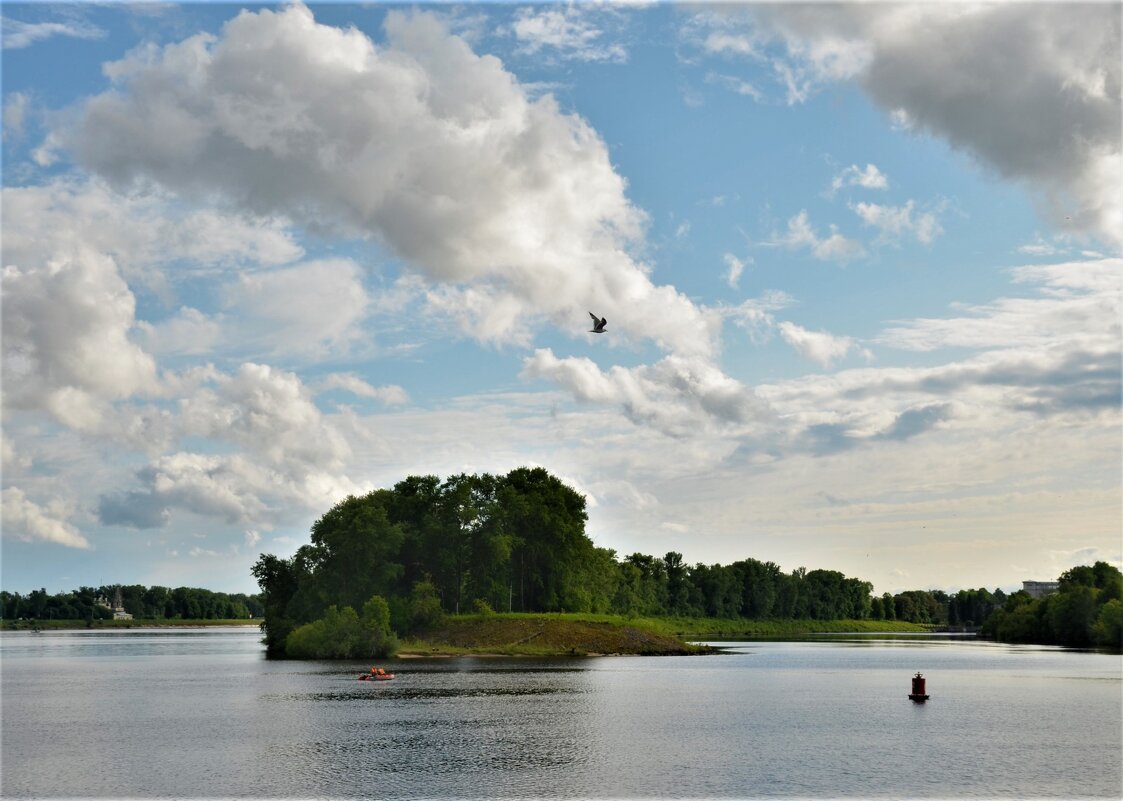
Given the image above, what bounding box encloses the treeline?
[981,562,1122,647]
[253,469,917,656]
[0,585,264,622]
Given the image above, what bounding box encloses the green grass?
[628,615,931,639]
[398,612,929,656]
[403,612,708,656]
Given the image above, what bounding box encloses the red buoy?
[909,671,929,702]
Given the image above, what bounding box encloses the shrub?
[284,595,398,659]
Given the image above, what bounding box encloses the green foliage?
[284,595,398,659]
[409,580,444,631]
[1091,599,1123,647]
[256,466,1034,658]
[1,585,261,626]
[981,562,1123,647]
[472,598,495,616]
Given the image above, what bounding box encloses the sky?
[1,1,1120,598]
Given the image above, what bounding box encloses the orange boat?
[359,668,394,681]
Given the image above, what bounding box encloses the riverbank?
[0,618,258,631]
[398,613,931,656]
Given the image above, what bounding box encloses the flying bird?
[588,312,607,334]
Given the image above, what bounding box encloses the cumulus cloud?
[59,4,715,358]
[522,348,769,437]
[221,259,370,357]
[99,363,366,528]
[851,200,942,245]
[778,321,866,368]
[750,3,1122,248]
[136,307,223,356]
[723,290,795,344]
[1,249,157,428]
[775,210,866,262]
[2,181,303,281]
[1,487,91,549]
[762,259,1122,438]
[829,163,888,195]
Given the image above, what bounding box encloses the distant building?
[110,587,133,620]
[1022,580,1060,598]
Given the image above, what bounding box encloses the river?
[1,627,1119,798]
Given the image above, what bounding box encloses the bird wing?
[589,312,600,323]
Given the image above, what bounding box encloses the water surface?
[2,628,1119,798]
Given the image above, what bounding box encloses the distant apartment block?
[1022,580,1060,598]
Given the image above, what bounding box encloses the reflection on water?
[2,628,1120,799]
[272,686,581,702]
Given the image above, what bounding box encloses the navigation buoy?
[908,671,929,702]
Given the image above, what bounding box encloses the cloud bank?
[753,3,1122,249]
[61,3,716,359]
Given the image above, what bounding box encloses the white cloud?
[99,363,367,529]
[3,92,31,143]
[829,163,888,195]
[61,5,716,359]
[878,258,1121,354]
[723,290,795,345]
[778,321,863,368]
[1,250,158,428]
[137,307,222,356]
[1,488,91,549]
[703,31,758,58]
[723,253,750,288]
[1017,237,1065,258]
[521,348,769,437]
[851,200,943,245]
[221,259,370,358]
[320,373,410,406]
[705,72,765,101]
[509,6,628,63]
[2,181,303,282]
[775,210,866,262]
[752,3,1122,248]
[1,17,105,49]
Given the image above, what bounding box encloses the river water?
[1,628,1119,799]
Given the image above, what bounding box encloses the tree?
[251,553,304,655]
[1091,599,1122,647]
[501,467,590,612]
[408,580,444,633]
[307,491,404,614]
[1048,584,1097,646]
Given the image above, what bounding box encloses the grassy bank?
[403,613,709,656]
[1,618,258,631]
[399,613,930,656]
[633,615,932,639]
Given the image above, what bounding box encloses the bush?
[284,595,398,659]
[473,598,495,616]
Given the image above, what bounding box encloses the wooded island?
[251,467,1116,659]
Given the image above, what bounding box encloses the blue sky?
[2,1,1120,596]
